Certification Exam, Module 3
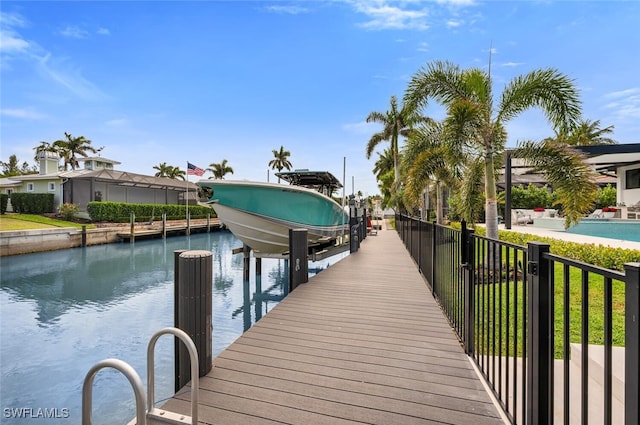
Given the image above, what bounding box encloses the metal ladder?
[82,327,199,425]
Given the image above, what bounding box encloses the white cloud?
[105,118,129,127]
[59,25,89,39]
[0,108,46,120]
[342,120,377,135]
[603,88,640,120]
[501,61,524,68]
[436,0,476,5]
[350,1,430,30]
[265,5,309,15]
[97,27,111,36]
[37,53,107,100]
[446,19,462,28]
[0,12,31,55]
[417,41,429,52]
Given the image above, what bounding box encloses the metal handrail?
[147,327,199,424]
[82,358,146,425]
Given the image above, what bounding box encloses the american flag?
[187,162,204,176]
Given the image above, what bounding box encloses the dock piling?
[289,228,308,291]
[174,250,212,391]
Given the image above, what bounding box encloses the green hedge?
[10,193,55,214]
[87,201,215,222]
[0,194,7,214]
[470,226,640,272]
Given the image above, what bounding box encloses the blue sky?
[2,1,639,196]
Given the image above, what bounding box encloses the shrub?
[86,201,215,222]
[59,203,80,220]
[0,194,7,214]
[595,184,617,209]
[10,193,55,214]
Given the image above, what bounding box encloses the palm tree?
[372,148,394,182]
[372,149,395,209]
[153,162,174,177]
[33,141,58,162]
[365,95,428,199]
[167,166,186,181]
[268,146,292,182]
[558,119,617,146]
[404,61,582,239]
[52,132,102,170]
[402,121,464,223]
[207,159,234,179]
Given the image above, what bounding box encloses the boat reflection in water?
[0,230,346,425]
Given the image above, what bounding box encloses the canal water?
[0,230,347,424]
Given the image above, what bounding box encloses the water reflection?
[0,230,346,425]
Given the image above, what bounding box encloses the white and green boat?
[197,170,349,254]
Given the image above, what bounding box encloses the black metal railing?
[395,214,640,425]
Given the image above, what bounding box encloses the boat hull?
[197,180,349,254]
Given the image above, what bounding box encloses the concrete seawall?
[0,227,122,256]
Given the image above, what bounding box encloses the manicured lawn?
[0,214,94,231]
[475,261,625,359]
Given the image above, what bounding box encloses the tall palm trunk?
[484,154,499,239]
[436,181,444,224]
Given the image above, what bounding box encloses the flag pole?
[186,161,189,221]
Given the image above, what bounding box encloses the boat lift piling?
[289,228,309,291]
[173,250,212,392]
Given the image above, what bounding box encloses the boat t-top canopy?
[275,170,343,196]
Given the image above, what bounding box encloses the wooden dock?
[116,219,221,241]
[160,222,505,424]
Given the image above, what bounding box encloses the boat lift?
[82,327,199,425]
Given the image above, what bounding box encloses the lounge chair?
[589,209,603,218]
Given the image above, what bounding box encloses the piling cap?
[179,250,212,258]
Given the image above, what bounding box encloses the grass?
[474,256,626,360]
[0,214,95,231]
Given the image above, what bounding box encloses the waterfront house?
[1,152,197,215]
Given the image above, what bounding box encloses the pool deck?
[159,222,506,424]
[499,222,640,251]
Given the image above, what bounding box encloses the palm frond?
[515,140,598,227]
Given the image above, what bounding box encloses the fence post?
[462,221,475,355]
[430,220,437,296]
[625,262,640,425]
[526,242,552,424]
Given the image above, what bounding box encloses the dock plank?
[161,223,505,424]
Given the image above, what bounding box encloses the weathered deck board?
[161,223,505,424]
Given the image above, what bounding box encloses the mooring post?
[130,211,135,243]
[243,244,251,281]
[349,195,359,253]
[173,250,188,393]
[289,228,308,291]
[162,212,167,239]
[81,225,87,247]
[207,213,211,233]
[186,210,191,236]
[175,250,212,392]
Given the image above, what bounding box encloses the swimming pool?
[566,218,640,242]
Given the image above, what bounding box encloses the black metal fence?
[396,214,639,425]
